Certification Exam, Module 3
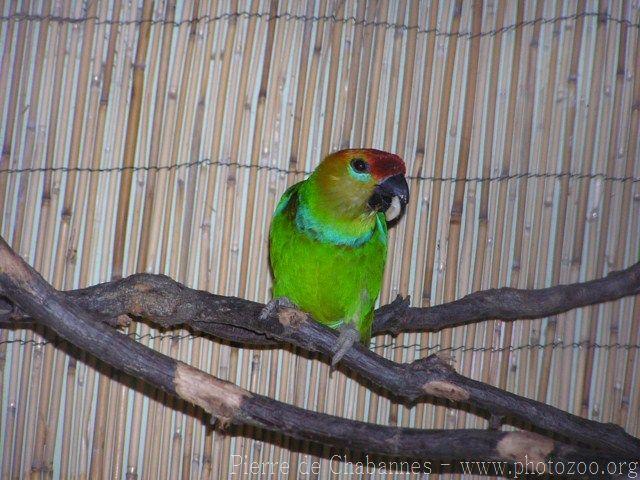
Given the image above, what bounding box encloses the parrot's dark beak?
[368,174,410,219]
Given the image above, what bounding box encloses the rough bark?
[1,236,628,469]
[1,237,639,461]
[372,262,640,334]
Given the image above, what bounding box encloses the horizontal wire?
[2,159,639,183]
[2,334,638,354]
[1,7,638,359]
[0,10,638,36]
[376,341,640,354]
[2,11,637,184]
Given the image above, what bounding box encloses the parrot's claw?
[331,324,360,367]
[259,296,296,322]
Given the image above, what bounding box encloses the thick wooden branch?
[2,258,639,458]
[0,238,621,469]
[3,261,638,341]
[373,262,640,334]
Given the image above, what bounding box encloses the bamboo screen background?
[1,0,639,478]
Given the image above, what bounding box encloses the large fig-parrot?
[263,149,409,365]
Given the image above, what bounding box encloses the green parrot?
[264,149,409,364]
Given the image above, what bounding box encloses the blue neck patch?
[295,202,375,247]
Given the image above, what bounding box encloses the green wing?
[273,182,302,216]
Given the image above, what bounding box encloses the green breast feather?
[269,182,388,342]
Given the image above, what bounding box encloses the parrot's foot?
[331,324,360,367]
[259,296,296,322]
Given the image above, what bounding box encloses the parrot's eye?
[350,158,369,173]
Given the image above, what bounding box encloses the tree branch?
[4,261,638,341]
[372,262,640,334]
[3,270,640,458]
[0,237,623,469]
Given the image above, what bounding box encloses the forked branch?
[1,236,639,463]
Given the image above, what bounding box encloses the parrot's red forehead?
[335,148,406,179]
